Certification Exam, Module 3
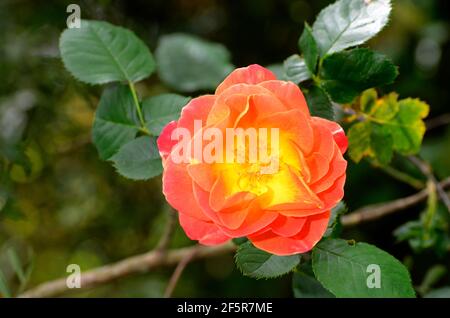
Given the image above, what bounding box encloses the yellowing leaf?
[360,89,378,113]
[348,121,372,163]
[348,93,429,165]
[370,92,399,121]
[388,98,429,155]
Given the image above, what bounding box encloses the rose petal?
[215,64,276,95]
[217,193,279,237]
[209,171,257,211]
[178,95,216,134]
[217,208,249,230]
[178,213,230,245]
[258,80,310,115]
[237,94,288,128]
[257,108,314,154]
[249,211,330,255]
[317,173,346,209]
[309,144,347,193]
[157,120,178,161]
[270,215,307,237]
[306,121,335,183]
[265,166,323,210]
[162,158,210,221]
[312,117,348,154]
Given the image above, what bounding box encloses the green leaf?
[312,0,392,56]
[298,23,318,74]
[142,94,191,135]
[232,237,248,246]
[387,98,429,155]
[293,272,335,298]
[304,85,334,120]
[312,239,416,297]
[110,136,162,180]
[283,54,311,84]
[155,33,234,92]
[394,190,447,253]
[425,287,450,298]
[235,241,300,279]
[266,64,288,80]
[320,48,398,103]
[348,121,372,163]
[60,20,155,84]
[92,85,140,160]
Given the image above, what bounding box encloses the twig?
[426,113,450,130]
[19,177,450,297]
[164,249,197,298]
[408,156,450,213]
[342,177,450,227]
[155,209,177,252]
[18,242,236,298]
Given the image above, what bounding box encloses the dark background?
[0,0,449,297]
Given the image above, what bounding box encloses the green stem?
[377,164,425,190]
[423,180,437,231]
[128,81,148,132]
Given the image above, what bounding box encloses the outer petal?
[162,158,210,221]
[157,120,178,161]
[306,121,335,183]
[312,117,348,154]
[178,213,230,245]
[270,215,307,237]
[317,173,346,209]
[309,144,347,193]
[178,95,216,134]
[249,211,330,256]
[215,64,276,95]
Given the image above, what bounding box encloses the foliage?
[235,241,300,279]
[348,89,429,165]
[1,0,449,298]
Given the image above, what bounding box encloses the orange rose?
[157,65,347,255]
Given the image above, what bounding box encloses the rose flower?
[157,65,347,255]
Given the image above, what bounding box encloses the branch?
[426,113,450,130]
[19,177,450,297]
[408,156,450,213]
[164,248,197,298]
[342,176,450,227]
[155,209,177,252]
[19,242,236,298]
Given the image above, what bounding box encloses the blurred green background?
[0,0,449,297]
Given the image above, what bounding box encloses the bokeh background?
[1,0,449,297]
